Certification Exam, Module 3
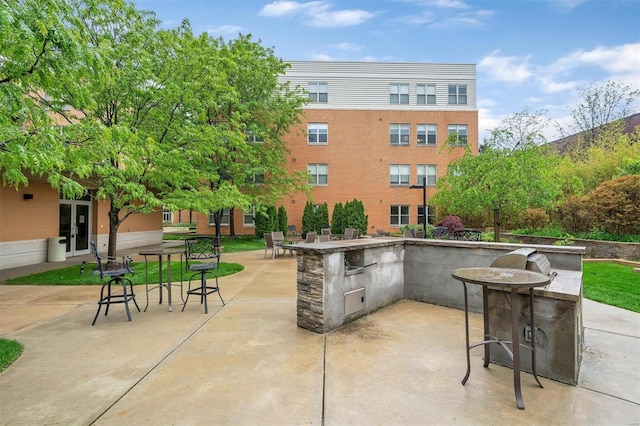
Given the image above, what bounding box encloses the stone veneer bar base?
[292,238,584,384]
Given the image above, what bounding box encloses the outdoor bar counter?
[290,237,585,385]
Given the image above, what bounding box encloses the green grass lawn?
[6,261,244,286]
[583,262,640,313]
[163,235,265,253]
[0,338,23,373]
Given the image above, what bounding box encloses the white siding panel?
[280,61,476,111]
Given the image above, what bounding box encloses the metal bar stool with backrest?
[90,241,140,325]
[182,237,225,314]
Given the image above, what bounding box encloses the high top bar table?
[451,267,551,409]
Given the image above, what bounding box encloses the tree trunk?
[107,202,121,260]
[229,207,236,237]
[493,209,501,242]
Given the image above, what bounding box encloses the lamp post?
[410,177,427,236]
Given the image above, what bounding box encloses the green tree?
[331,202,345,235]
[277,206,288,234]
[315,203,329,233]
[344,199,368,236]
[2,0,309,258]
[0,0,85,193]
[302,201,315,234]
[562,80,639,147]
[433,111,562,241]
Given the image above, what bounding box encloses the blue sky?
[132,0,640,141]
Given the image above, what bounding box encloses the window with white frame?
[390,83,409,104]
[308,163,328,185]
[246,170,264,185]
[448,84,467,105]
[417,164,437,186]
[390,164,410,185]
[208,208,230,226]
[390,124,410,145]
[243,207,255,227]
[245,131,264,143]
[307,123,328,144]
[448,124,468,146]
[417,84,436,105]
[417,205,436,225]
[309,82,328,103]
[162,209,173,223]
[390,205,410,226]
[417,124,437,146]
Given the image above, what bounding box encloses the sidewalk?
[0,249,638,425]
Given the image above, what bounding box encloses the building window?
[417,124,437,145]
[417,205,436,225]
[309,82,328,103]
[243,207,255,227]
[208,208,230,226]
[390,124,410,145]
[390,164,410,186]
[308,123,328,144]
[417,164,437,186]
[448,124,468,146]
[390,83,409,104]
[448,84,467,105]
[245,131,264,143]
[308,163,328,185]
[246,170,264,185]
[417,84,436,105]
[390,205,410,226]
[162,209,173,223]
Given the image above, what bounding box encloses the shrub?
[554,195,594,233]
[254,205,275,239]
[586,175,640,235]
[315,203,330,233]
[436,215,464,234]
[331,202,345,235]
[519,208,550,230]
[277,206,288,234]
[344,199,368,236]
[302,201,316,234]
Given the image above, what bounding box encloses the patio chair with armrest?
[182,236,224,314]
[90,241,140,325]
[264,233,279,259]
[305,231,317,243]
[403,229,414,238]
[272,231,293,256]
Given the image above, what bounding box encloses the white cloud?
[478,50,533,84]
[259,1,374,27]
[309,53,336,61]
[205,25,244,36]
[329,42,364,51]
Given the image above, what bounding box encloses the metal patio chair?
[182,237,224,314]
[90,241,140,325]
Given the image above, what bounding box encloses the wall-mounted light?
[23,193,34,200]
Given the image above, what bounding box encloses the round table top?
[451,267,551,288]
[139,247,185,256]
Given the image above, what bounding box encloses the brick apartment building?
[194,61,478,236]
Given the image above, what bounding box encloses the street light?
[410,177,427,237]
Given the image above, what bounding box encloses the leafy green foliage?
[518,208,550,230]
[2,0,309,257]
[587,175,640,235]
[330,202,345,235]
[344,199,368,236]
[277,206,288,234]
[302,201,315,234]
[314,203,329,233]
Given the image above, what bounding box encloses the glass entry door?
[59,197,91,256]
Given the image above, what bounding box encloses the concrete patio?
[0,246,638,425]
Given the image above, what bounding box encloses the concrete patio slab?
[1,248,638,425]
